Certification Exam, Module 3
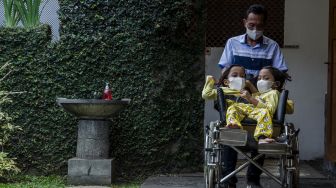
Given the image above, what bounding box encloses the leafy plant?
[0,62,21,178]
[0,152,20,177]
[3,0,20,27]
[14,0,43,28]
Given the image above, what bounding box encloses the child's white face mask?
[257,79,273,93]
[228,77,245,91]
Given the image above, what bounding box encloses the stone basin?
[57,97,131,185]
[56,98,131,119]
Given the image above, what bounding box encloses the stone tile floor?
[66,160,336,188]
[141,160,336,188]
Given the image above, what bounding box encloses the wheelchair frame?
[204,88,300,188]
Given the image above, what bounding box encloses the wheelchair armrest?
[215,86,249,124]
[273,90,288,125]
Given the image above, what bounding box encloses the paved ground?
[66,160,336,188]
[141,160,336,188]
[141,175,336,188]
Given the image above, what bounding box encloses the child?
[202,64,251,109]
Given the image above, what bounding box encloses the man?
[218,4,288,80]
[218,4,288,188]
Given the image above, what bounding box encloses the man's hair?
[246,4,267,23]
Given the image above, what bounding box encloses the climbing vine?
[0,0,205,179]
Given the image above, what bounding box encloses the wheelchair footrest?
[218,128,247,146]
[258,142,288,154]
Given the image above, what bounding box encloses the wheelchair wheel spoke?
[292,136,300,188]
[283,125,300,188]
[208,168,215,188]
[287,171,294,188]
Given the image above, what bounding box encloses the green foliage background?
[0,0,205,178]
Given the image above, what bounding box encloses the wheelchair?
[204,86,300,188]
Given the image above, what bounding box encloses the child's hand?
[240,89,251,100]
[245,80,258,93]
[206,75,216,82]
[245,80,253,88]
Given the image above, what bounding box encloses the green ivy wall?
[0,0,205,178]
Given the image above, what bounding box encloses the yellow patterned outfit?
[202,76,279,140]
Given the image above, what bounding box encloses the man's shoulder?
[262,36,280,46]
[225,34,245,46]
[228,34,245,42]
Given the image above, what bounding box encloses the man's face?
[244,13,265,31]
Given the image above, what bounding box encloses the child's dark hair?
[261,66,289,90]
[217,65,245,86]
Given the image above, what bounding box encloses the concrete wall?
[204,0,329,160]
[0,0,60,41]
[283,0,329,160]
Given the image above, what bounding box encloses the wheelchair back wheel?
[291,135,300,188]
[279,125,300,188]
[204,121,221,188]
[204,122,214,188]
[204,133,212,187]
[207,168,215,188]
[288,123,300,188]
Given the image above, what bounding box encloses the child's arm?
[240,90,279,115]
[286,99,294,114]
[202,76,218,100]
[245,80,258,94]
[240,90,259,106]
[257,90,279,115]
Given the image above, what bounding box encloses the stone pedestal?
[76,120,110,159]
[68,158,115,185]
[57,98,130,186]
[68,119,114,185]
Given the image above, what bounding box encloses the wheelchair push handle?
[216,85,227,124]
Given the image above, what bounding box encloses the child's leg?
[247,108,273,141]
[226,103,246,128]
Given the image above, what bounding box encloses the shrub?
[0,63,22,179]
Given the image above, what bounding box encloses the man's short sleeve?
[218,38,233,69]
[272,43,288,72]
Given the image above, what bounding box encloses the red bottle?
[103,82,112,100]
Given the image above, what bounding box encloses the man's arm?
[272,43,288,72]
[218,38,233,73]
[272,43,292,80]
